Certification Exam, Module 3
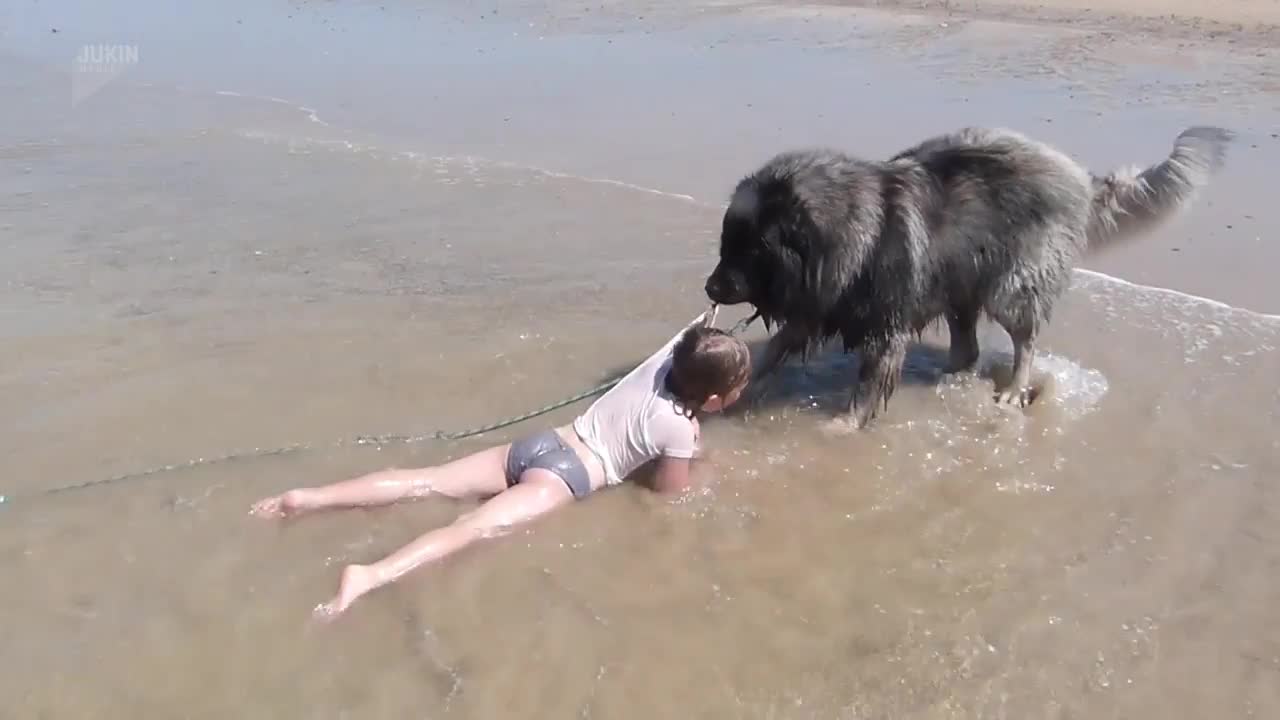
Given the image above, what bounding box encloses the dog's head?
[704,176,814,316]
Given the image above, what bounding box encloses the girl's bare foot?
[249,489,314,519]
[313,564,380,619]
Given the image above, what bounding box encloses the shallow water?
[3,0,1280,717]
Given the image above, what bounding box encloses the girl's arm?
[650,456,693,495]
[647,417,699,495]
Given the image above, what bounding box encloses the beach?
[2,0,1279,717]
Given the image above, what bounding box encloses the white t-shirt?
[572,315,705,486]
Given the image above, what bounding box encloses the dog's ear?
[725,181,761,232]
[760,222,805,310]
[762,201,852,318]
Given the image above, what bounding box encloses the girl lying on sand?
[251,309,751,618]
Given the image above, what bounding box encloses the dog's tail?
[1086,126,1233,251]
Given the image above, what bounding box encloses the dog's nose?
[704,275,723,301]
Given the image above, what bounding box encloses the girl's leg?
[250,443,512,518]
[314,469,574,617]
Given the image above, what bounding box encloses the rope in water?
[6,312,758,505]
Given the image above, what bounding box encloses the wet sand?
[2,0,1279,717]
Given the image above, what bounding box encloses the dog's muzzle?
[704,273,744,305]
[704,275,725,302]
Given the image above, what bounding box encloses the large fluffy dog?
[704,126,1233,428]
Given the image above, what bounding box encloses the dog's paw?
[994,383,1043,408]
[994,388,1028,407]
[844,403,879,431]
[820,415,862,436]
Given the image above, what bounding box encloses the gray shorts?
[504,429,592,499]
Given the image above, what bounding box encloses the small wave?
[529,167,699,203]
[968,348,1110,424]
[1075,269,1280,323]
[234,129,703,204]
[213,89,329,126]
[214,86,1272,322]
[748,335,1110,439]
[212,86,701,203]
[1072,269,1279,366]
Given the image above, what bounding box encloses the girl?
[250,309,752,618]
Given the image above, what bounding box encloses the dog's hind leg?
[944,309,981,374]
[848,335,909,429]
[993,322,1036,407]
[989,259,1067,407]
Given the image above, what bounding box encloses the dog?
[704,125,1233,428]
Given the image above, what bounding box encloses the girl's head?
[666,326,752,416]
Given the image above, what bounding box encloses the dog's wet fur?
[704,126,1234,428]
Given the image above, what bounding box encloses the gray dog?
[704,125,1233,428]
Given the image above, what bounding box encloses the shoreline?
[765,0,1280,43]
[417,0,1280,48]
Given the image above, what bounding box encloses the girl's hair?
[665,326,752,417]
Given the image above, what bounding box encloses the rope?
[3,312,759,505]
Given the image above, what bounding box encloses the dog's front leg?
[742,323,807,405]
[847,336,908,429]
[945,310,981,374]
[753,336,789,383]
